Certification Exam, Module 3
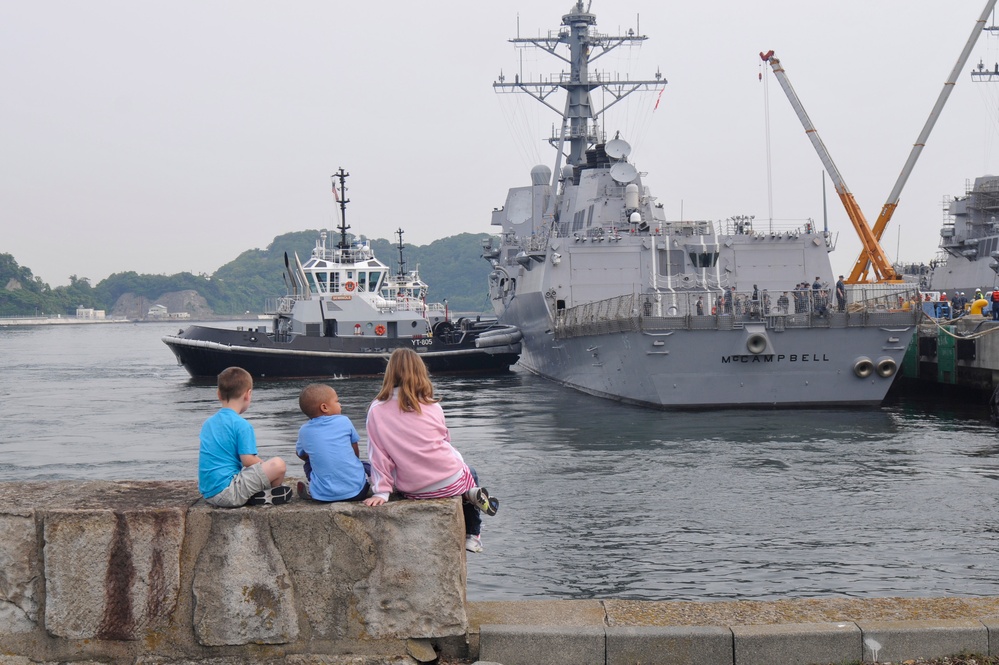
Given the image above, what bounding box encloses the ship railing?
[554,287,922,338]
[264,296,296,315]
[393,298,427,314]
[717,218,819,237]
[655,220,717,237]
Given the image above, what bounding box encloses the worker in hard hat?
[971,291,989,316]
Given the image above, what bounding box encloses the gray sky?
[4,1,999,286]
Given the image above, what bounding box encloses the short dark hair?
[299,383,334,418]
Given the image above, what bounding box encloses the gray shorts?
[205,463,271,508]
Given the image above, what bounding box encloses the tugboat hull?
[163,324,520,378]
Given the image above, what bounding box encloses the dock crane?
[761,0,997,284]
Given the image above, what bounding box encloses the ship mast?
[395,228,407,278]
[494,0,665,173]
[331,167,351,250]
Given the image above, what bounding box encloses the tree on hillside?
[2,230,497,317]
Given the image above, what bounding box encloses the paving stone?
[270,498,467,641]
[479,624,605,665]
[732,621,861,665]
[191,508,298,646]
[606,625,733,665]
[0,514,39,633]
[983,618,999,657]
[857,619,988,663]
[43,507,185,640]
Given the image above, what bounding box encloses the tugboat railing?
[264,294,449,319]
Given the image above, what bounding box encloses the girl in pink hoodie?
[363,348,498,552]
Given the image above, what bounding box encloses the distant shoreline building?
[146,303,190,320]
[75,307,106,320]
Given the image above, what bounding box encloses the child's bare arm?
[297,451,309,461]
[352,442,360,458]
[240,453,262,467]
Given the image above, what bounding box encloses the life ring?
[374,324,386,336]
[344,281,356,292]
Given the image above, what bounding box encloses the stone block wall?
[0,481,467,663]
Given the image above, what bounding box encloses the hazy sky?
[5,1,999,286]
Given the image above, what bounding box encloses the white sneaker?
[465,534,483,553]
[465,487,499,516]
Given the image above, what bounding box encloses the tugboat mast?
[395,228,407,278]
[494,0,664,170]
[331,167,351,250]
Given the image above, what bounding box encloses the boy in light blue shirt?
[295,383,369,502]
[199,366,290,507]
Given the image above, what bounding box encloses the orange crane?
[760,0,997,283]
[760,50,899,282]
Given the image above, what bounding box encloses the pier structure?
[901,315,999,392]
[1,480,998,664]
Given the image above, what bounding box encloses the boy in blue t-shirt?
[295,383,369,502]
[199,367,290,507]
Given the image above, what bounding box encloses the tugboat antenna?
[331,167,351,249]
[395,228,407,277]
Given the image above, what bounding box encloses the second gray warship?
[483,1,920,408]
[908,60,999,298]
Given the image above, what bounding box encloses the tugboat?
[483,2,919,408]
[163,169,521,378]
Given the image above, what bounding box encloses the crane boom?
[853,0,998,281]
[760,51,899,282]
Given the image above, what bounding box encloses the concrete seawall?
[2,480,998,665]
[0,480,467,663]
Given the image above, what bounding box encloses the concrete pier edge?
[2,480,997,664]
[468,599,999,665]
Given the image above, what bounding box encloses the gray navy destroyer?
[907,61,999,298]
[483,1,920,408]
[163,169,521,378]
[915,174,999,297]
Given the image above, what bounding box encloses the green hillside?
[0,232,495,317]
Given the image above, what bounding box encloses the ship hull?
[163,325,520,379]
[503,292,916,409]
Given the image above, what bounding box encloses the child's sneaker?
[296,480,311,500]
[465,534,483,553]
[466,487,499,516]
[247,485,292,506]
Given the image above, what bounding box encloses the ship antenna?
[331,167,351,249]
[395,228,407,277]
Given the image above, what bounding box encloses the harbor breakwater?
[4,479,999,665]
[0,480,467,663]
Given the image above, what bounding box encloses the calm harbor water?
[1,321,998,601]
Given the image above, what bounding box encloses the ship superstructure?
[484,1,919,408]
